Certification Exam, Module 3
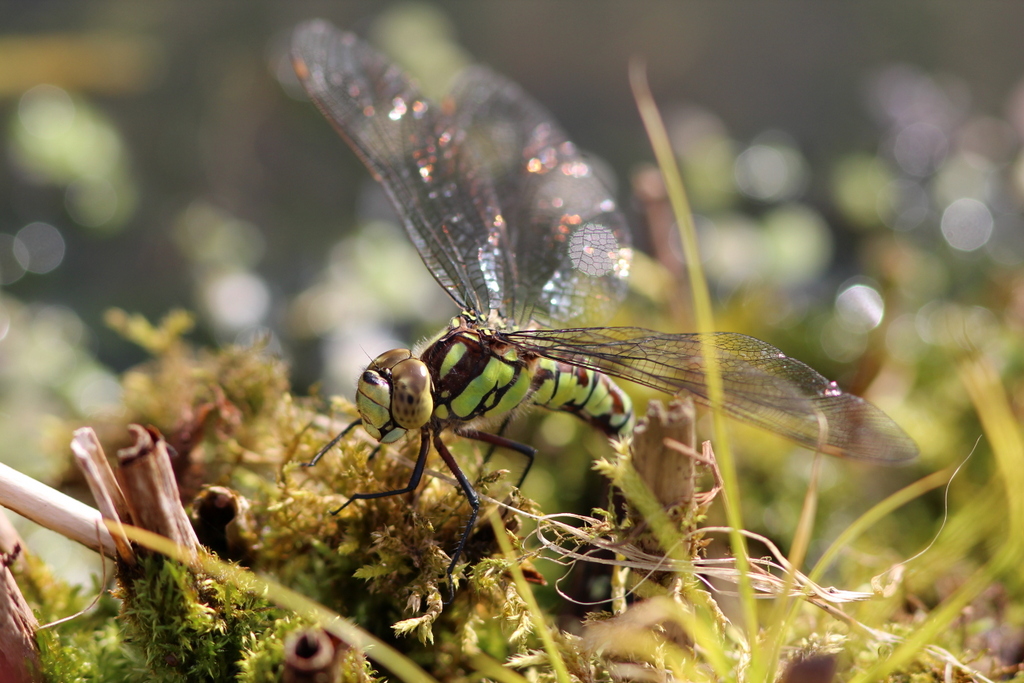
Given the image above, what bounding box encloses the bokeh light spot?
[835,282,885,332]
[18,85,76,139]
[670,107,737,211]
[203,271,271,332]
[734,136,807,202]
[762,204,833,287]
[66,176,119,228]
[892,122,948,177]
[174,202,266,269]
[831,153,893,229]
[956,116,1018,165]
[699,214,765,288]
[14,222,65,274]
[539,412,580,448]
[916,301,998,350]
[885,313,925,363]
[986,214,1024,266]
[821,316,867,362]
[940,197,993,252]
[370,3,469,100]
[878,178,930,232]
[70,370,124,418]
[869,64,966,131]
[933,153,993,208]
[10,87,137,233]
[0,303,10,343]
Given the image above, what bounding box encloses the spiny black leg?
[433,432,480,604]
[331,429,431,515]
[365,444,383,462]
[303,420,361,468]
[460,428,537,489]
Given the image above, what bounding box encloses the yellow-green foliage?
[25,308,1024,683]
[38,620,140,683]
[34,310,532,680]
[102,308,291,477]
[115,554,282,682]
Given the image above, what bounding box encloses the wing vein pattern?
[508,327,917,462]
[292,21,632,328]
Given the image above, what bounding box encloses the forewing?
[291,20,514,317]
[448,66,633,327]
[509,327,918,462]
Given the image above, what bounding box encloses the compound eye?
[390,359,433,429]
[370,348,414,372]
[355,368,392,440]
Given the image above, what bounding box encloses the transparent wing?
[292,21,631,327]
[448,67,632,327]
[291,20,514,317]
[507,327,918,462]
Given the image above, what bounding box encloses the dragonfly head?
[356,348,434,443]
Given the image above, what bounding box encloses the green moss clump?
[116,554,283,682]
[38,620,141,683]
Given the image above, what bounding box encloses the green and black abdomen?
[422,325,633,440]
[528,357,634,439]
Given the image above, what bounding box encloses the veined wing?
[291,20,514,318]
[448,67,632,327]
[507,327,918,462]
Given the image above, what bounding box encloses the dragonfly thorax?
[356,348,434,444]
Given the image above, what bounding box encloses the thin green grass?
[624,60,1009,683]
[489,511,571,683]
[630,58,759,677]
[808,467,954,585]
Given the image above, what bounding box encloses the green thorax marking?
[421,321,533,425]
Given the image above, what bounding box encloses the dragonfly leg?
[479,416,513,465]
[460,428,537,489]
[331,429,431,515]
[433,432,480,604]
[303,420,361,467]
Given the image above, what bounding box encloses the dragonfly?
[291,19,918,596]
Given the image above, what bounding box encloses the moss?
[38,621,143,683]
[233,616,298,683]
[115,554,282,682]
[24,561,142,682]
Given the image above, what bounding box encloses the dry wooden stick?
[0,511,42,683]
[0,424,203,562]
[632,397,697,511]
[115,425,200,559]
[71,428,136,565]
[71,428,131,522]
[0,461,116,558]
[628,396,705,572]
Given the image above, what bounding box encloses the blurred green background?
[2,1,1024,598]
